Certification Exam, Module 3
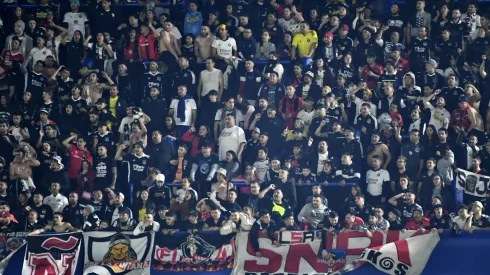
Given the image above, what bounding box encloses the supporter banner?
[232,230,433,275]
[83,231,154,275]
[22,232,82,275]
[333,232,440,275]
[0,232,26,274]
[456,168,490,198]
[153,232,234,271]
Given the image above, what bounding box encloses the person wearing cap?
[295,70,322,102]
[111,207,138,231]
[211,24,237,70]
[189,141,219,194]
[334,24,353,54]
[148,174,171,208]
[5,20,33,58]
[404,207,430,230]
[242,127,261,165]
[292,21,318,64]
[104,191,133,224]
[450,94,483,135]
[81,204,101,231]
[415,58,444,90]
[318,32,341,64]
[386,208,403,230]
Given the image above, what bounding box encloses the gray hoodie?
[437,150,455,186]
[297,203,328,229]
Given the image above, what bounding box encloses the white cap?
[217,168,227,177]
[156,174,165,182]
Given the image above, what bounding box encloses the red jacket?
[181,131,215,157]
[405,217,430,230]
[451,106,472,131]
[360,64,384,90]
[394,57,409,76]
[138,33,158,60]
[277,95,304,129]
[344,216,364,230]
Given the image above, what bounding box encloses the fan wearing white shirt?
[218,113,246,161]
[43,182,69,213]
[452,204,469,231]
[29,36,53,70]
[169,86,197,137]
[63,1,89,40]
[365,155,390,207]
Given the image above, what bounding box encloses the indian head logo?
[179,235,216,264]
[102,233,139,264]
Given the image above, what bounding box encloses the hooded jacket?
[220,212,253,235]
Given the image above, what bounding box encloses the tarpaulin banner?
[333,232,440,275]
[153,232,235,272]
[22,232,82,275]
[0,232,26,274]
[456,168,490,198]
[232,230,434,275]
[83,231,154,275]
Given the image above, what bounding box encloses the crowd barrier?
[1,230,490,275]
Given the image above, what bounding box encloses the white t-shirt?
[63,12,89,40]
[317,152,328,175]
[43,193,69,213]
[254,159,270,183]
[212,37,237,59]
[366,169,390,196]
[218,125,246,161]
[170,98,197,126]
[29,47,53,69]
[118,116,134,145]
[297,109,315,132]
[215,108,243,131]
[200,68,221,97]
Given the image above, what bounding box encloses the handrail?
[163,181,356,187]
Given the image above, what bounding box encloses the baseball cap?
[189,210,198,217]
[340,24,349,31]
[324,32,334,38]
[96,98,106,104]
[156,174,165,182]
[458,95,469,103]
[305,71,314,78]
[116,192,125,199]
[39,108,50,115]
[51,156,63,165]
[84,204,95,214]
[252,127,261,134]
[217,168,227,177]
[389,208,401,217]
[305,96,315,102]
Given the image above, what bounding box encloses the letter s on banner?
[243,234,282,272]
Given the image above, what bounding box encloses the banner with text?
[333,232,440,275]
[83,231,154,275]
[153,232,234,272]
[232,230,433,275]
[22,232,82,275]
[456,169,490,198]
[0,232,26,274]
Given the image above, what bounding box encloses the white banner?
[335,232,440,275]
[232,230,439,275]
[83,231,154,275]
[456,168,490,198]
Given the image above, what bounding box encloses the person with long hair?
[220,151,240,180]
[133,190,156,222]
[181,125,215,157]
[60,30,86,79]
[76,159,95,200]
[162,116,177,141]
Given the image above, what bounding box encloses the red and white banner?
[22,232,82,275]
[333,232,440,275]
[232,230,439,275]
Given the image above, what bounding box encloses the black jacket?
[250,219,277,253]
[62,203,85,229]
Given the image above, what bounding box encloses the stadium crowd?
[0,0,488,256]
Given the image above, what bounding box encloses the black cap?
[189,210,198,216]
[389,208,401,217]
[96,98,106,104]
[345,126,355,132]
[305,96,315,102]
[165,211,176,217]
